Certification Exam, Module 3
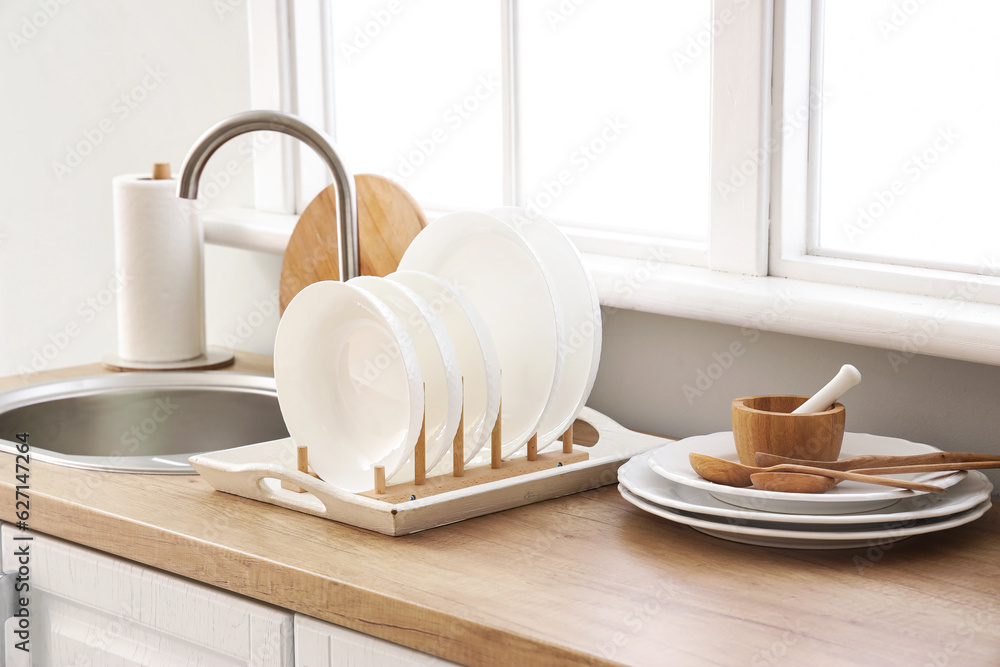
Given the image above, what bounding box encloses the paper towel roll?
[113,174,206,363]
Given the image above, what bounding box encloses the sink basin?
[0,372,288,474]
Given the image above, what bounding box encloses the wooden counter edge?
[0,477,615,667]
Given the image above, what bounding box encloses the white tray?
[189,408,667,536]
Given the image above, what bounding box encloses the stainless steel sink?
[0,372,288,474]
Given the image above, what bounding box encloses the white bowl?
[388,270,501,464]
[398,212,565,456]
[488,207,602,450]
[273,281,424,492]
[348,275,462,476]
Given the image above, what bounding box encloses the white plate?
[619,485,993,550]
[348,276,462,475]
[274,281,424,492]
[621,451,993,525]
[648,432,967,515]
[388,270,501,465]
[488,208,602,451]
[398,211,565,457]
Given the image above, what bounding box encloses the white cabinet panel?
[295,614,459,667]
[1,526,293,666]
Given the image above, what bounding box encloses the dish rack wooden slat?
[189,408,668,536]
[279,383,591,504]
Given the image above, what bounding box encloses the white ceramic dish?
[398,211,565,457]
[488,207,602,451]
[647,432,966,515]
[348,276,462,475]
[620,451,993,525]
[388,270,501,466]
[619,485,993,550]
[274,281,424,492]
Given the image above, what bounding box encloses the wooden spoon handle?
[853,461,1000,474]
[774,465,946,493]
[755,452,1000,470]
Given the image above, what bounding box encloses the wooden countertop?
[1,354,999,666]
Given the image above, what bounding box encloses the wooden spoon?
[688,452,945,493]
[750,472,840,493]
[752,461,1000,494]
[755,451,1000,470]
[279,174,428,313]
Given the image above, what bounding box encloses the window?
[771,0,1000,306]
[516,1,710,243]
[254,0,716,267]
[816,0,998,275]
[243,0,1000,364]
[329,1,503,211]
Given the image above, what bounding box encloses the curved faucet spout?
[176,110,359,282]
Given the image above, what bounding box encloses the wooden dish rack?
[280,386,589,504]
[190,391,667,535]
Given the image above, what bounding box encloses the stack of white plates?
[273,209,602,492]
[618,432,994,549]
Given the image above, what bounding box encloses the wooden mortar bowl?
[731,395,845,466]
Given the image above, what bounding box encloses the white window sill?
[585,254,1000,368]
[205,208,1000,367]
[203,208,298,255]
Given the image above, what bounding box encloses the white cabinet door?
[295,614,460,667]
[0,526,293,667]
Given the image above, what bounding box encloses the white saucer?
[274,281,425,492]
[620,451,993,525]
[349,276,463,474]
[648,432,966,515]
[619,485,993,550]
[388,270,501,466]
[398,211,565,456]
[487,208,602,451]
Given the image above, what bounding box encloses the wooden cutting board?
[279,174,428,313]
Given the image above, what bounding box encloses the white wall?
[0,0,281,380]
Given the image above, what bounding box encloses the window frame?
[768,0,1000,306]
[228,0,1000,368]
[247,0,742,269]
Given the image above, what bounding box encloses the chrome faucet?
[176,110,359,281]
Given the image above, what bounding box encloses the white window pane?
[330,1,502,209]
[816,0,1000,273]
[519,0,711,241]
